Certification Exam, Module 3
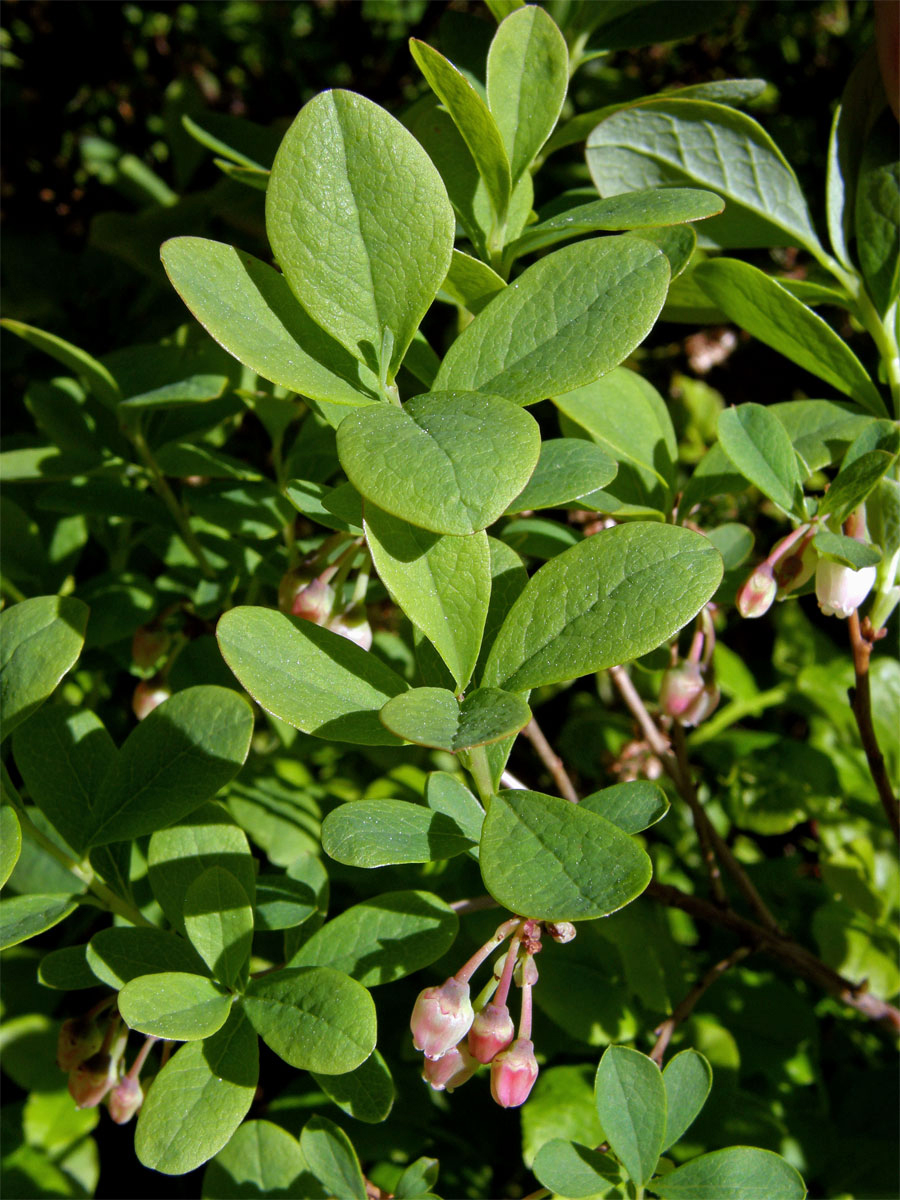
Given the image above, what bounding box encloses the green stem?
[465,745,496,808]
[130,427,216,579]
[2,764,153,927]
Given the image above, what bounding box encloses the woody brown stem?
[522,717,580,803]
[847,610,900,843]
[650,945,753,1065]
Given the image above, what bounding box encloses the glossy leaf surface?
[717,403,806,518]
[379,687,531,752]
[652,1146,807,1198]
[595,1045,666,1186]
[482,523,723,692]
[218,607,407,745]
[480,790,651,920]
[118,971,232,1041]
[662,1049,713,1151]
[311,1050,395,1124]
[0,596,88,741]
[184,866,254,988]
[322,799,475,868]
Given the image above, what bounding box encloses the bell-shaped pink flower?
[131,680,171,721]
[468,1002,515,1064]
[329,605,373,651]
[68,1052,117,1109]
[57,1016,104,1072]
[816,558,876,619]
[736,563,777,619]
[680,680,720,728]
[422,1042,478,1092]
[410,978,474,1060]
[490,1038,539,1108]
[108,1074,144,1124]
[659,662,705,718]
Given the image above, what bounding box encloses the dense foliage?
[1,3,897,1199]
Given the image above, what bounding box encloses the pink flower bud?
[515,956,540,987]
[328,605,373,651]
[659,662,705,718]
[68,1052,117,1109]
[774,540,817,596]
[468,1002,515,1063]
[291,577,336,623]
[108,1074,143,1124]
[490,1038,539,1108]
[131,680,171,721]
[131,626,171,670]
[411,978,474,1060]
[679,680,721,728]
[421,1042,478,1092]
[57,1016,104,1072]
[546,922,576,944]
[816,558,877,619]
[736,563,777,619]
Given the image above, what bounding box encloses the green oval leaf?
[434,238,670,406]
[184,867,254,989]
[135,1008,258,1175]
[716,402,806,518]
[338,391,540,536]
[580,781,670,834]
[506,187,724,261]
[266,89,454,381]
[39,943,102,990]
[289,889,459,986]
[118,972,232,1041]
[0,596,89,742]
[322,799,475,868]
[161,238,381,407]
[87,927,210,989]
[254,874,317,931]
[480,790,652,920]
[651,1146,807,1199]
[696,260,887,416]
[311,1049,395,1125]
[588,99,822,254]
[379,687,531,752]
[364,506,491,690]
[202,1120,309,1200]
[0,806,22,890]
[86,687,254,848]
[300,1115,367,1200]
[217,606,407,746]
[0,893,79,951]
[13,707,116,857]
[483,524,723,692]
[242,965,376,1073]
[409,39,511,222]
[662,1049,713,1152]
[505,439,617,514]
[0,318,121,408]
[817,450,897,524]
[487,5,568,187]
[595,1045,666,1186]
[812,529,882,569]
[532,1138,620,1199]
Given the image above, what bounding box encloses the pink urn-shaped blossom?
[411,978,474,1060]
[329,605,373,651]
[467,1002,515,1064]
[68,1052,117,1109]
[659,662,705,719]
[490,1037,539,1108]
[57,1016,104,1072]
[422,1042,479,1092]
[108,1074,144,1124]
[131,680,171,721]
[680,680,721,728]
[815,558,876,619]
[736,563,777,619]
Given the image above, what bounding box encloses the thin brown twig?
[847,610,900,843]
[647,880,900,1032]
[610,664,780,931]
[450,895,500,915]
[669,720,728,909]
[522,717,580,803]
[650,945,753,1065]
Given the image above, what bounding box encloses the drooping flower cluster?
[59,999,155,1124]
[411,917,569,1108]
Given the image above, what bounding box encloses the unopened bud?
[132,680,171,721]
[422,1042,478,1092]
[468,1002,515,1064]
[816,558,877,619]
[57,1016,104,1072]
[329,605,373,651]
[411,978,474,1060]
[108,1074,143,1124]
[679,680,721,728]
[131,626,171,671]
[515,956,540,987]
[546,922,576,944]
[490,1038,539,1108]
[68,1052,117,1109]
[736,563,777,618]
[774,540,817,596]
[659,662,705,718]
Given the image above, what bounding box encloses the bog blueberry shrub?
[1,3,898,1198]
